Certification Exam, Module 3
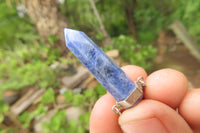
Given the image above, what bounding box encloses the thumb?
[119,100,192,133]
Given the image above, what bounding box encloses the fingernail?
[120,118,168,133]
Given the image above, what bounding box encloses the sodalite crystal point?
[64,28,136,102]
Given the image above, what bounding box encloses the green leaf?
[83,89,94,98]
[94,84,107,96]
[63,90,73,103]
[43,110,66,132]
[73,94,85,106]
[79,112,90,128]
[19,103,47,128]
[41,88,55,104]
[0,103,9,113]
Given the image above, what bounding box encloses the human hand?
[90,65,200,133]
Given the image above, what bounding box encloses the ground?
[154,44,200,88]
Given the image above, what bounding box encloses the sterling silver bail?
[112,76,145,114]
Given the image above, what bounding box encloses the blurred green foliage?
[19,103,47,128]
[170,0,200,42]
[0,101,9,123]
[105,35,157,71]
[0,44,60,91]
[135,0,200,43]
[60,0,128,38]
[0,2,38,48]
[42,110,68,133]
[0,1,60,92]
[41,88,56,104]
[135,2,165,43]
[64,84,106,107]
[61,0,200,43]
[43,85,106,133]
[18,84,106,132]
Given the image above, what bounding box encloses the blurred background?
[0,0,200,132]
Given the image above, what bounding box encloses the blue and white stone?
[64,28,136,102]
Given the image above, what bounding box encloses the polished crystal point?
[64,28,137,102]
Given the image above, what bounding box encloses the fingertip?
[145,68,188,108]
[119,100,192,133]
[179,89,200,130]
[90,93,122,133]
[121,65,147,81]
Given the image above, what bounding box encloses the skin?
[90,65,200,133]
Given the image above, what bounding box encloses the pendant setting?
[64,28,146,114]
[112,76,145,114]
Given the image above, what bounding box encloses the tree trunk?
[24,0,69,51]
[121,0,138,41]
[89,0,111,46]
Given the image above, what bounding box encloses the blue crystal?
[64,28,136,102]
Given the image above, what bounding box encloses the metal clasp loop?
[112,76,145,114]
[112,104,122,115]
[136,76,145,87]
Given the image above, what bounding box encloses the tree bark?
[170,20,200,61]
[89,0,111,46]
[121,0,138,41]
[24,0,69,51]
